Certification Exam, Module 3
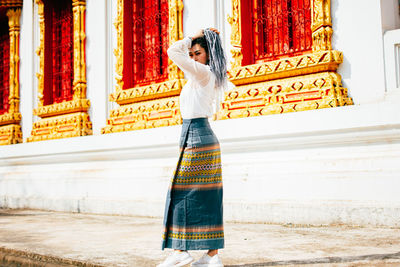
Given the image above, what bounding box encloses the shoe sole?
[174,257,194,267]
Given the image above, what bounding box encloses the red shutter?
[43,0,74,105]
[51,1,74,103]
[124,0,169,89]
[242,0,312,64]
[0,18,9,115]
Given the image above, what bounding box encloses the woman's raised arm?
[167,37,210,84]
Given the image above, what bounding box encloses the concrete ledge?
[0,247,103,267]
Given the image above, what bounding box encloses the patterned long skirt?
[161,117,224,250]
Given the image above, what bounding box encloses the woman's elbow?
[167,47,174,58]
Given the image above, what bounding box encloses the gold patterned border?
[0,112,21,126]
[110,78,186,104]
[33,99,90,118]
[0,0,22,7]
[218,71,353,120]
[102,96,182,133]
[27,112,92,142]
[0,124,22,145]
[228,50,342,86]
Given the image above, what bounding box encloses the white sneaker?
[191,253,223,267]
[157,251,194,267]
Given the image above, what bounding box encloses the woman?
[157,28,227,267]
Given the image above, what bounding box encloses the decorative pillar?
[72,0,87,100]
[0,5,22,146]
[28,0,92,142]
[312,0,333,52]
[101,0,186,134]
[217,0,353,120]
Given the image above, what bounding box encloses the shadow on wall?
[330,0,352,102]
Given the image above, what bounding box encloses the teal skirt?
[161,118,224,250]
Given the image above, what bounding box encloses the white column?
[19,0,35,142]
[86,0,108,135]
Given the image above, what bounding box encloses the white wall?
[86,0,108,135]
[19,0,35,142]
[332,0,387,105]
[2,0,400,227]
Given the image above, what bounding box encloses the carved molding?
[72,0,87,100]
[0,0,22,8]
[218,71,353,120]
[229,50,342,86]
[27,112,92,142]
[227,0,242,71]
[102,96,182,133]
[110,78,186,104]
[0,124,22,145]
[30,0,92,142]
[33,99,90,118]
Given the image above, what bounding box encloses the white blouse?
[167,37,216,119]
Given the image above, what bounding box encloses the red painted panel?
[241,0,312,65]
[43,0,74,105]
[0,17,9,115]
[51,1,74,104]
[124,0,169,89]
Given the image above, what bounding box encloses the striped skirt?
[161,118,224,250]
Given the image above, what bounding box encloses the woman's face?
[189,44,208,65]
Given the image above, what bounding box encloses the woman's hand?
[192,28,220,39]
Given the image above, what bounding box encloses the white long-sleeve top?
[167,37,216,119]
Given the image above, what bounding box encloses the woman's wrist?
[192,29,204,40]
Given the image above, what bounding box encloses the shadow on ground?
[226,251,400,266]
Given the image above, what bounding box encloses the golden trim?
[217,72,353,120]
[0,124,22,145]
[0,113,21,126]
[227,0,242,71]
[0,0,22,8]
[33,99,90,118]
[110,78,186,104]
[27,112,92,142]
[312,0,332,51]
[72,0,87,100]
[103,0,185,133]
[167,0,184,80]
[0,8,22,145]
[35,0,45,107]
[29,0,92,142]
[102,96,182,133]
[229,50,342,86]
[114,0,124,93]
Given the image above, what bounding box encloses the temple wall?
[1,0,400,226]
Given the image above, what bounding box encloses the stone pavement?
[0,209,400,267]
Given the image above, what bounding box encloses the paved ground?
[0,209,400,267]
